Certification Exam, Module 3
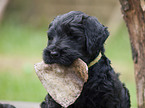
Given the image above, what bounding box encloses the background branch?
[119,0,145,107]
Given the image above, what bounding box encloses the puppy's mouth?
[43,48,82,66]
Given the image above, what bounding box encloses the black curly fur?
[42,11,131,108]
[0,103,16,108]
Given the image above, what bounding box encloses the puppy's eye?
[47,31,53,40]
[70,35,82,40]
[47,34,53,40]
[48,36,53,40]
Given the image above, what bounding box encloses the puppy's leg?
[41,94,61,108]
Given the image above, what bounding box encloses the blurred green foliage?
[0,71,46,101]
[0,21,137,107]
[0,21,48,102]
[0,21,47,56]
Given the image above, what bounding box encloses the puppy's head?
[43,11,109,65]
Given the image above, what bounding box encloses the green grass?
[0,22,137,107]
[0,71,47,102]
[0,22,47,56]
[0,22,48,102]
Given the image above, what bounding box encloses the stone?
[34,58,88,108]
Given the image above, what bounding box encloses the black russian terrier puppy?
[42,11,131,108]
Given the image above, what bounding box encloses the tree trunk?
[119,0,145,108]
[0,0,9,22]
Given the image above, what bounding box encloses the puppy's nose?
[50,51,59,58]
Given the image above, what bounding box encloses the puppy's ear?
[83,16,109,55]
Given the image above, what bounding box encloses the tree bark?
[0,0,9,22]
[119,0,145,108]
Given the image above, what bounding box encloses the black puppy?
[42,11,130,108]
